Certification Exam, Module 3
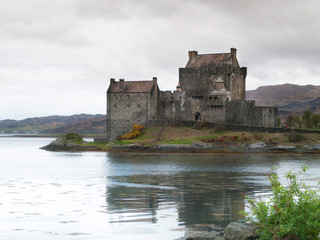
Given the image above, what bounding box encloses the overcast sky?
[1,0,320,120]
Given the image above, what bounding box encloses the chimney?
[230,48,237,66]
[110,78,115,84]
[119,78,124,91]
[188,50,198,59]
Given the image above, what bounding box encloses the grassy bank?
[41,126,320,153]
[110,126,320,147]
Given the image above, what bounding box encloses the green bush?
[62,133,83,142]
[242,166,320,240]
[287,132,304,143]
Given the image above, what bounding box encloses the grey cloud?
[1,0,320,119]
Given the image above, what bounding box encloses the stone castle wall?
[179,64,246,100]
[107,92,155,140]
[225,100,278,127]
[158,91,186,121]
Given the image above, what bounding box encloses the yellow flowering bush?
[121,124,144,140]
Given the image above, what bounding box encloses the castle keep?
[106,48,278,140]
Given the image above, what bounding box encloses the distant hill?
[0,114,106,134]
[246,84,320,114]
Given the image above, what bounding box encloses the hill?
[0,114,106,134]
[246,84,320,114]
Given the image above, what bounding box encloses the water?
[1,137,320,240]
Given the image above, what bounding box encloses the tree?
[293,116,302,128]
[284,115,294,128]
[310,113,320,129]
[302,110,312,128]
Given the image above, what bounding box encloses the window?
[113,105,117,109]
[127,95,130,100]
[138,104,141,109]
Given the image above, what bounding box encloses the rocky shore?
[176,222,258,240]
[109,141,320,153]
[40,137,103,151]
[41,137,320,154]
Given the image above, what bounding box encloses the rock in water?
[248,142,267,149]
[224,222,258,240]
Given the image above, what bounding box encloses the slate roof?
[108,81,154,93]
[186,53,232,68]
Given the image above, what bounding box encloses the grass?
[61,126,320,151]
[108,126,320,147]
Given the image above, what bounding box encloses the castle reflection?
[105,156,270,227]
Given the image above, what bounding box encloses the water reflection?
[2,137,320,240]
[105,153,274,228]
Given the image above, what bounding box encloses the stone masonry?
[106,48,278,141]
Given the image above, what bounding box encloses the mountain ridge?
[0,114,105,134]
[246,84,320,114]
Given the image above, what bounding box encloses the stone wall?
[146,120,319,134]
[158,90,186,121]
[225,100,278,128]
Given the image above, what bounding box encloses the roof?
[108,80,154,93]
[216,77,225,83]
[186,53,232,68]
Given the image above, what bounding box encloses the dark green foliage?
[242,167,320,240]
[284,115,295,128]
[311,114,320,129]
[62,133,83,143]
[302,110,312,128]
[287,132,304,143]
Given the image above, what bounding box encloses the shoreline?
[40,139,320,154]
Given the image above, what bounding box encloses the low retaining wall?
[146,120,320,134]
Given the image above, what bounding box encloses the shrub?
[253,135,263,140]
[62,133,83,142]
[241,166,320,240]
[231,136,238,141]
[121,124,144,140]
[287,132,304,143]
[240,136,250,142]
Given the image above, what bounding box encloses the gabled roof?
[186,53,232,68]
[108,80,154,93]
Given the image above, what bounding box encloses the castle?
[106,48,278,140]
